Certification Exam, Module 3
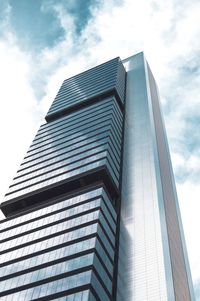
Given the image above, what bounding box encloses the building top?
[45,57,126,122]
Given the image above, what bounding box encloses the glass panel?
[0,188,103,232]
[0,271,92,300]
[1,200,102,245]
[1,211,100,252]
[1,254,94,292]
[0,238,96,278]
[0,224,98,264]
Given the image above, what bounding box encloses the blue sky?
[0,0,199,298]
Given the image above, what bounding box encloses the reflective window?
[12,145,120,186]
[32,105,119,146]
[1,211,100,253]
[0,271,92,300]
[5,159,117,201]
[0,188,103,232]
[22,124,121,166]
[1,254,95,292]
[29,113,119,153]
[0,236,113,279]
[91,272,111,301]
[24,125,116,160]
[56,290,92,301]
[0,224,99,264]
[1,199,102,241]
[38,96,121,135]
[1,253,112,294]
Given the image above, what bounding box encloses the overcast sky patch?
[0,0,199,297]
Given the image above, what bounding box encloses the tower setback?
[0,52,195,301]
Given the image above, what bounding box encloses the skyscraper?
[0,52,195,300]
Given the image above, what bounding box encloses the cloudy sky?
[0,0,199,298]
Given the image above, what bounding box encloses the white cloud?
[0,34,39,207]
[0,0,199,290]
[177,181,200,281]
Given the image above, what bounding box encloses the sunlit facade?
[0,52,195,300]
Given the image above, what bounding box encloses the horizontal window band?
[51,78,117,108]
[0,268,112,301]
[98,216,115,247]
[19,131,121,174]
[32,103,122,146]
[0,201,116,245]
[92,266,112,300]
[48,87,124,114]
[101,192,116,223]
[28,116,122,161]
[16,141,110,178]
[50,82,118,111]
[0,251,96,282]
[52,85,116,110]
[28,116,116,153]
[1,188,116,240]
[33,102,121,143]
[61,64,117,87]
[40,100,122,139]
[0,266,94,297]
[0,187,107,233]
[28,111,121,153]
[0,208,115,255]
[0,232,114,276]
[59,74,117,96]
[62,58,118,81]
[1,168,119,218]
[12,144,120,187]
[0,197,101,238]
[57,68,118,94]
[57,72,116,92]
[34,284,92,301]
[5,160,119,202]
[39,98,113,133]
[61,61,118,87]
[0,219,100,255]
[16,138,121,179]
[30,284,103,301]
[0,206,115,254]
[0,232,110,268]
[22,126,121,164]
[35,102,121,139]
[0,247,112,283]
[14,148,112,184]
[39,96,119,133]
[0,236,113,281]
[0,222,114,274]
[0,233,98,268]
[0,253,112,295]
[7,155,120,199]
[0,223,114,270]
[33,285,101,301]
[9,156,109,191]
[21,131,113,166]
[8,150,119,191]
[47,90,121,116]
[29,120,122,162]
[25,123,118,159]
[0,206,102,244]
[18,138,111,173]
[45,88,124,122]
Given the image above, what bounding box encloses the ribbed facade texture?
[0,53,195,300]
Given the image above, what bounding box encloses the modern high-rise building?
[0,52,195,301]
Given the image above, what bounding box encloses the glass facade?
[0,53,195,300]
[4,96,123,203]
[0,187,116,300]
